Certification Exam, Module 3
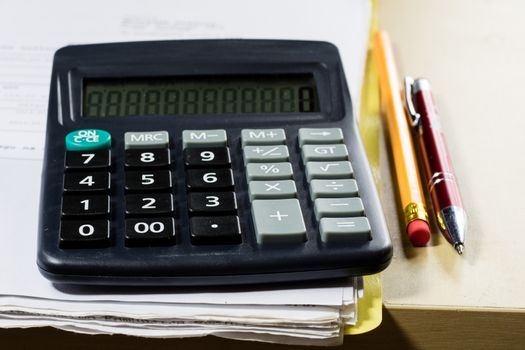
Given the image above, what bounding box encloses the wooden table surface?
[376,0,525,348]
[378,0,525,312]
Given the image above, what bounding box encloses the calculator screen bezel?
[58,40,346,127]
[68,64,338,124]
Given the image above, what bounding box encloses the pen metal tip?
[455,244,464,255]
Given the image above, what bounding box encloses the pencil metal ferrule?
[403,202,429,226]
[403,76,421,128]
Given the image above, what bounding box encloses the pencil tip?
[455,244,464,255]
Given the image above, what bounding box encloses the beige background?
[378,0,525,310]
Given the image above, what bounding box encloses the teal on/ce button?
[65,129,111,151]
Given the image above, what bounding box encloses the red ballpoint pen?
[404,77,467,254]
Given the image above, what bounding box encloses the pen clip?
[403,76,421,128]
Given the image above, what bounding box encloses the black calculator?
[37,40,392,286]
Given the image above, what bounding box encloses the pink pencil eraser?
[407,219,431,247]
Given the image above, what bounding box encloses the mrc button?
[65,129,111,151]
[124,131,169,149]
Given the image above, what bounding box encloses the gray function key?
[302,144,348,162]
[310,179,359,199]
[182,129,227,148]
[246,162,294,180]
[241,129,286,146]
[244,145,289,163]
[252,199,306,244]
[319,217,371,243]
[306,161,353,181]
[124,131,169,149]
[249,180,297,200]
[298,128,344,146]
[314,198,364,220]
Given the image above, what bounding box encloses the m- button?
[182,129,227,148]
[124,131,169,149]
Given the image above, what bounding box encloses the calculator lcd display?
[82,75,319,117]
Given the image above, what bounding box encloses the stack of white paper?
[0,0,371,345]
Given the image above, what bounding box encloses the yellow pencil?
[373,31,430,246]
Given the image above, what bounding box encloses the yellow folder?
[344,0,383,335]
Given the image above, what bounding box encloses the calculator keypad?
[60,131,113,248]
[184,130,241,245]
[58,127,372,250]
[241,129,305,244]
[123,132,175,246]
[299,128,371,244]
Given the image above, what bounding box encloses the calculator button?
[182,129,227,148]
[243,145,289,163]
[65,150,110,170]
[59,219,110,248]
[314,198,364,220]
[186,169,234,190]
[246,162,293,180]
[125,218,175,246]
[309,179,359,199]
[188,192,237,214]
[184,147,231,168]
[319,217,371,243]
[190,216,242,245]
[305,161,353,181]
[301,144,348,162]
[63,172,110,192]
[61,194,110,217]
[65,129,112,151]
[124,131,169,149]
[298,128,344,146]
[125,193,174,216]
[125,170,172,192]
[241,129,286,146]
[251,199,306,244]
[125,148,170,168]
[248,180,297,200]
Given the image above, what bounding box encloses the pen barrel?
[413,89,464,214]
